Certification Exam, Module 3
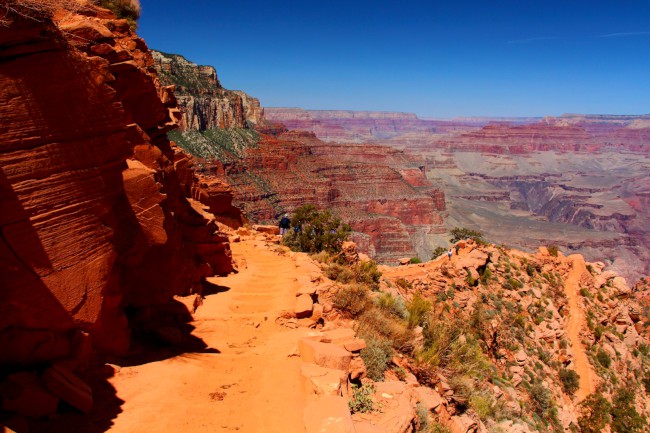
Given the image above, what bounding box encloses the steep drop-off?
[0,3,235,373]
[152,50,263,130]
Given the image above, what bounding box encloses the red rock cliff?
[0,4,234,365]
[152,50,264,130]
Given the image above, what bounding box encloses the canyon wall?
[152,50,263,130]
[0,4,234,368]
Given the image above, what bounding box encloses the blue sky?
[138,0,650,117]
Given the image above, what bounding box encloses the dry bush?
[0,0,82,25]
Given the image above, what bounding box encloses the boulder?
[298,338,352,371]
[295,294,314,318]
[414,386,444,412]
[41,365,93,414]
[0,372,59,418]
[449,414,478,433]
[349,356,367,380]
[304,395,355,433]
[252,224,280,235]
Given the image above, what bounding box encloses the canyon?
[265,109,650,284]
[1,2,649,433]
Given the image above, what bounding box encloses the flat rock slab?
[414,386,444,412]
[301,363,347,396]
[304,395,356,433]
[321,328,356,344]
[298,338,352,371]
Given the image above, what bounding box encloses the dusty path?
[563,254,596,401]
[106,237,313,433]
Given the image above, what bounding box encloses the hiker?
[279,213,291,235]
[293,223,302,234]
[447,248,453,260]
[455,244,460,255]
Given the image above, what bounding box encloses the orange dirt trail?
[563,254,597,401]
[106,237,312,433]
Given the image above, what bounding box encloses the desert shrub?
[450,227,485,244]
[416,403,429,432]
[375,292,408,320]
[479,267,492,285]
[526,263,536,277]
[610,386,646,433]
[420,319,492,380]
[358,334,393,380]
[579,287,591,298]
[469,391,497,421]
[407,293,431,328]
[586,264,595,275]
[349,383,376,413]
[282,204,350,254]
[354,260,382,290]
[96,0,140,28]
[559,369,580,396]
[357,309,414,353]
[428,423,451,433]
[1,0,79,21]
[395,277,413,290]
[410,257,423,264]
[578,393,611,433]
[449,375,475,409]
[547,245,559,257]
[528,383,561,429]
[432,246,447,259]
[596,348,612,368]
[333,285,370,318]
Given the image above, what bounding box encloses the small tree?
[578,393,611,433]
[282,204,350,254]
[449,227,485,244]
[559,368,580,396]
[610,386,646,433]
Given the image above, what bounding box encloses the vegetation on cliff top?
[96,0,140,28]
[168,128,259,162]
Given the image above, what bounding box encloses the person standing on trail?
[279,214,291,235]
[455,244,460,255]
[447,248,453,260]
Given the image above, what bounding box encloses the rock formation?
[0,2,235,376]
[152,50,263,130]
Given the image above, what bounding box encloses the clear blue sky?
[138,0,650,117]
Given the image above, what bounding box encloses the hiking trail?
[563,254,597,401]
[106,236,314,433]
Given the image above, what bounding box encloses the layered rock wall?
[152,50,263,130]
[0,4,234,365]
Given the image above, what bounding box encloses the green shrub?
[349,383,376,413]
[358,334,393,381]
[547,245,559,257]
[559,369,580,396]
[432,246,447,259]
[375,292,408,320]
[357,309,414,353]
[469,391,496,421]
[333,285,370,318]
[611,386,646,433]
[450,227,485,244]
[416,403,429,432]
[407,293,431,328]
[596,348,612,368]
[428,423,451,433]
[410,257,423,264]
[96,0,141,29]
[282,204,350,254]
[578,393,611,433]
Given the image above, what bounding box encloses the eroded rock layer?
[0,4,234,366]
[152,50,263,130]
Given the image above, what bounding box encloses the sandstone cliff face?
[0,4,233,366]
[152,50,263,130]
